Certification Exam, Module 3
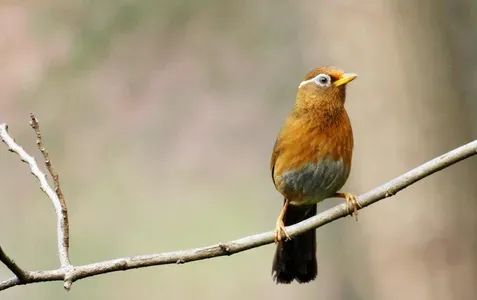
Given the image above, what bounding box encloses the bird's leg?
[334,192,361,221]
[274,199,292,243]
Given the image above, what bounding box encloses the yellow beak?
[333,73,358,87]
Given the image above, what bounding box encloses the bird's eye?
[314,74,331,87]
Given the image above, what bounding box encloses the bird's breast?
[272,110,353,205]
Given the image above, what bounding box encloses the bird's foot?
[335,192,361,221]
[274,219,291,243]
[274,199,291,242]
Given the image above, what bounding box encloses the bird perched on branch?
[270,66,359,284]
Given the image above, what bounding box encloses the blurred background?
[1,0,477,299]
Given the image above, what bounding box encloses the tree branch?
[0,121,72,290]
[1,120,476,292]
[0,246,29,282]
[29,114,71,270]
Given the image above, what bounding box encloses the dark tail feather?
[272,203,317,284]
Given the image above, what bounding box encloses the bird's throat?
[292,102,346,130]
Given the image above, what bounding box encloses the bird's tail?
[272,202,317,284]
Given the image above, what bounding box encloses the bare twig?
[0,122,72,290]
[0,246,29,282]
[29,114,71,269]
[1,121,477,292]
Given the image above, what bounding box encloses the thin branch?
[0,246,29,282]
[0,121,475,291]
[29,114,71,270]
[0,122,72,290]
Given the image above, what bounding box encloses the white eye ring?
[298,73,332,88]
[313,74,331,87]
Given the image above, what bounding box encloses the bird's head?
[295,66,357,113]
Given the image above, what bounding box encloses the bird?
[270,66,359,284]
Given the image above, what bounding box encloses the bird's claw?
[274,220,291,243]
[343,193,361,221]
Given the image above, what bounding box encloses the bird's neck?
[293,89,346,123]
[292,100,346,129]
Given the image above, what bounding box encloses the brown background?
[1,1,477,299]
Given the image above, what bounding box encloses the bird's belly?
[279,156,350,205]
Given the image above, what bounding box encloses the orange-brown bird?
[271,66,359,284]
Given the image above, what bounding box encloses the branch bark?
[1,120,476,292]
[0,120,72,289]
[0,246,29,282]
[29,114,71,270]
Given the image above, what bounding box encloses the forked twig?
[1,118,72,290]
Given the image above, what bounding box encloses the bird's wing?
[270,137,281,189]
